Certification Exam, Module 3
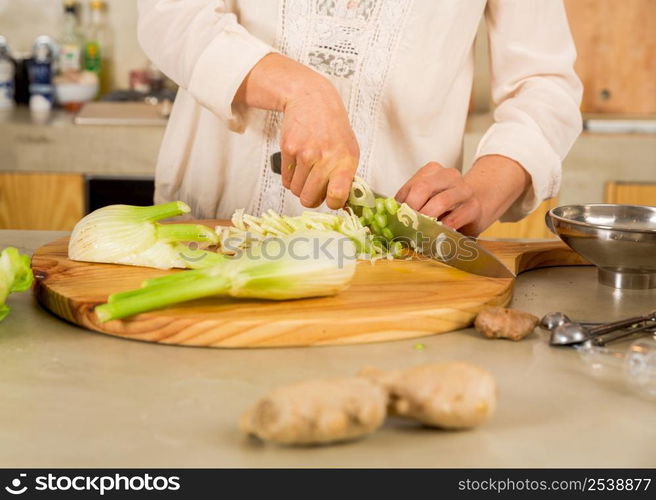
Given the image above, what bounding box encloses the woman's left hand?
[395,162,483,233]
[395,156,531,236]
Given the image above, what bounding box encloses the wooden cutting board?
[31,222,587,348]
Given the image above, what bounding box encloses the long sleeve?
[137,0,276,131]
[476,0,583,221]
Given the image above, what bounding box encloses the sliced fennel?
[217,208,389,259]
[215,176,410,260]
[69,202,224,269]
[396,202,420,230]
[343,177,416,255]
[348,176,376,209]
[95,230,357,321]
[0,247,33,322]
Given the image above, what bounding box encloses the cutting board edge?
[32,278,513,348]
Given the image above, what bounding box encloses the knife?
[270,152,514,278]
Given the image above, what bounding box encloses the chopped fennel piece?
[396,202,419,230]
[348,176,376,208]
[0,247,33,322]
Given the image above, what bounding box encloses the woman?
[138,0,582,235]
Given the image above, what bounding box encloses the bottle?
[29,36,56,104]
[84,0,114,96]
[13,52,31,105]
[59,0,84,74]
[0,36,15,109]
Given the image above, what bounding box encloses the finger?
[395,181,412,203]
[399,174,457,209]
[290,151,317,197]
[403,183,438,211]
[396,163,442,203]
[280,151,295,189]
[300,164,329,208]
[325,163,355,209]
[441,201,479,232]
[420,187,470,218]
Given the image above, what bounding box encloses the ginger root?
[240,377,387,445]
[474,306,538,341]
[360,362,496,429]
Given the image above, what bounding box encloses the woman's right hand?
[235,54,359,209]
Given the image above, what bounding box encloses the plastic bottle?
[84,0,114,96]
[29,36,56,104]
[0,36,15,109]
[59,0,84,74]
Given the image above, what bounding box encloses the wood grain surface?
[481,199,559,240]
[605,182,656,206]
[564,0,656,114]
[32,221,588,348]
[0,173,84,230]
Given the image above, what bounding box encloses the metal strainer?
[546,204,656,289]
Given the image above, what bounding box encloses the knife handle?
[270,152,282,174]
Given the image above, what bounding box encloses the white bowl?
[55,81,99,105]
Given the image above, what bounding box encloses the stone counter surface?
[0,230,655,468]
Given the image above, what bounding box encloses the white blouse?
[137,0,582,221]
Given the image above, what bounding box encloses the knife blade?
[383,207,514,278]
[269,152,514,279]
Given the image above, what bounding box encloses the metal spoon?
[539,311,600,331]
[551,322,656,347]
[550,312,656,346]
[550,322,590,345]
[589,323,656,347]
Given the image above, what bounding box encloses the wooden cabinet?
[0,173,84,230]
[564,0,656,114]
[605,182,656,206]
[481,198,559,240]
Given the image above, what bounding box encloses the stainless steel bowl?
[546,204,656,289]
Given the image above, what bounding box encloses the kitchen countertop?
[1,230,655,468]
[0,107,162,177]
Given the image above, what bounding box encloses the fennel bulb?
[68,201,223,269]
[95,230,357,321]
